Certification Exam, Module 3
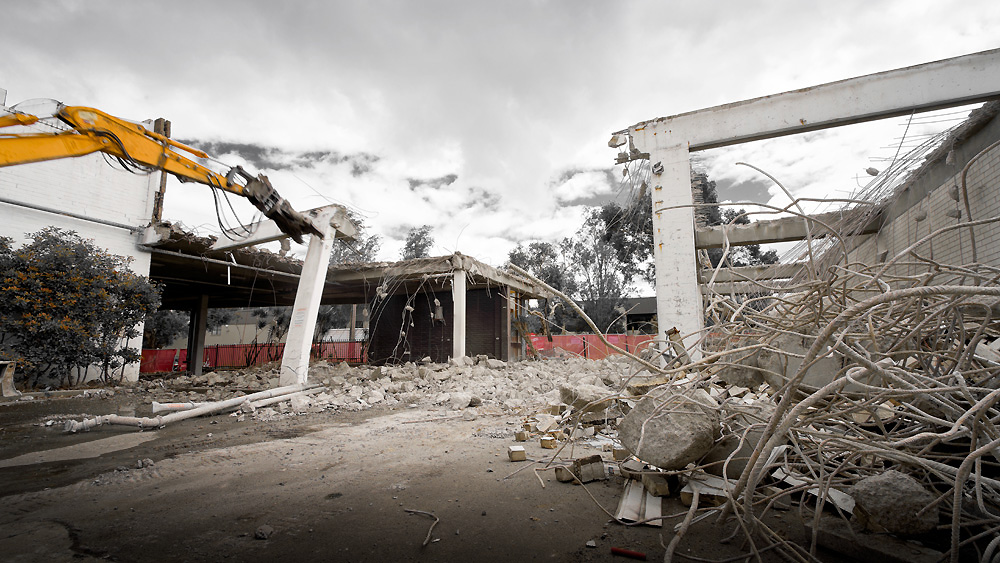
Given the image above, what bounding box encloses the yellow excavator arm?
[0,104,320,243]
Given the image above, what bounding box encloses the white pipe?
[64,384,318,432]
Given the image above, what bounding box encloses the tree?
[507,241,578,334]
[0,228,160,386]
[330,210,382,265]
[143,310,187,349]
[598,192,654,286]
[401,225,434,260]
[561,209,633,333]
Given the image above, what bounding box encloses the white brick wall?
[849,134,1000,284]
[0,104,159,383]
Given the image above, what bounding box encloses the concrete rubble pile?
[686,258,1000,562]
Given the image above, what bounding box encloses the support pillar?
[279,210,338,386]
[452,269,467,359]
[641,142,704,360]
[186,294,209,376]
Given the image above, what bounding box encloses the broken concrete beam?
[572,455,607,483]
[617,385,719,470]
[848,470,937,535]
[625,377,672,397]
[507,446,527,462]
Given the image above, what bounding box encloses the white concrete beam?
[452,270,467,359]
[626,48,1000,152]
[211,204,358,252]
[279,207,341,386]
[623,49,1000,358]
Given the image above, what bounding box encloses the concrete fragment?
[508,445,527,462]
[448,392,473,410]
[485,358,506,369]
[640,473,671,497]
[540,436,557,449]
[805,514,943,563]
[514,431,528,442]
[702,400,775,479]
[618,385,719,470]
[254,525,274,540]
[559,383,613,413]
[571,455,606,483]
[555,466,575,482]
[848,470,937,535]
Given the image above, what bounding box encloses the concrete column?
[645,143,704,359]
[279,211,337,386]
[452,269,467,359]
[187,295,209,376]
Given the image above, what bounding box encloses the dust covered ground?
[0,358,847,562]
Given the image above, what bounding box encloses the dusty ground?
[0,383,849,562]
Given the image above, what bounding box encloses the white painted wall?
[0,99,159,383]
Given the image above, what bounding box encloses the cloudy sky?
[2,1,997,265]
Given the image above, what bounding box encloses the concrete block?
[507,445,526,462]
[572,454,607,483]
[514,431,529,442]
[540,436,557,449]
[641,473,671,497]
[555,466,576,482]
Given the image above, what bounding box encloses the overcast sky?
[2,1,997,265]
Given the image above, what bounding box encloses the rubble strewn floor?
[0,357,857,562]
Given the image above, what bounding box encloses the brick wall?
[848,110,1000,284]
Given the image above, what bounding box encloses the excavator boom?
[0,104,320,243]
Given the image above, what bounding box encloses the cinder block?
[508,445,526,462]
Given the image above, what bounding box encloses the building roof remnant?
[141,222,548,310]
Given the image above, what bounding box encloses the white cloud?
[3,0,998,268]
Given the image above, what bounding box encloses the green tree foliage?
[0,228,160,386]
[401,225,434,260]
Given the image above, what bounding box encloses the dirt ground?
[0,386,850,562]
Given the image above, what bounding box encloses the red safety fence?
[140,341,367,373]
[529,334,656,360]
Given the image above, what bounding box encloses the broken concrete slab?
[617,385,719,470]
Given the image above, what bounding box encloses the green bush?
[0,227,160,387]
